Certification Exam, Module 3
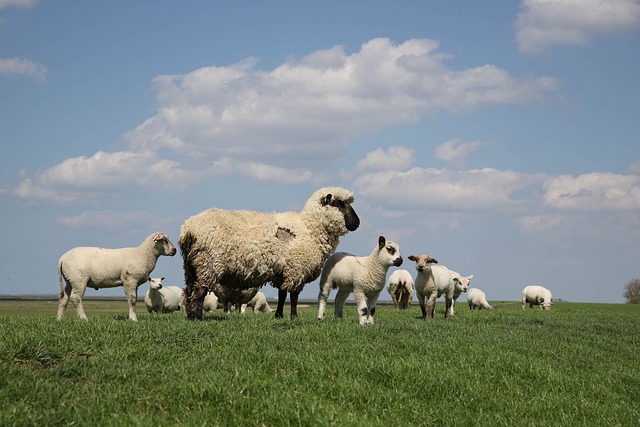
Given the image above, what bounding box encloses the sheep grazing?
[467,288,494,310]
[386,269,414,309]
[202,291,219,313]
[144,277,184,314]
[408,254,471,319]
[56,233,177,321]
[317,236,403,325]
[179,187,360,320]
[521,285,553,310]
[244,291,273,313]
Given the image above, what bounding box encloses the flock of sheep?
[55,187,553,323]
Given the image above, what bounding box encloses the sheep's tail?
[58,260,65,300]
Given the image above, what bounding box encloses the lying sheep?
[467,288,494,310]
[179,187,360,320]
[521,285,553,310]
[408,254,471,319]
[317,236,403,325]
[144,277,183,314]
[56,232,177,321]
[386,269,414,309]
[449,271,473,315]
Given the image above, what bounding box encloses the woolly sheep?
[467,288,494,310]
[56,232,177,321]
[386,269,414,309]
[408,254,471,319]
[179,187,360,320]
[449,271,473,315]
[144,277,184,314]
[521,285,553,310]
[317,236,403,325]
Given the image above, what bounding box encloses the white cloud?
[57,210,151,231]
[125,38,558,166]
[0,57,47,83]
[516,0,640,54]
[543,172,640,211]
[356,146,414,172]
[211,157,314,184]
[434,138,490,168]
[353,167,543,211]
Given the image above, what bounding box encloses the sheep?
[144,277,184,314]
[243,291,273,313]
[179,186,360,320]
[386,269,414,309]
[521,285,553,310]
[408,254,471,319]
[56,232,177,321]
[317,236,403,325]
[467,288,494,310]
[202,291,219,313]
[216,286,260,314]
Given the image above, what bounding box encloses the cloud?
[57,210,151,231]
[543,172,640,211]
[353,167,543,211]
[211,157,314,184]
[356,146,414,172]
[434,138,490,168]
[125,38,558,166]
[0,0,37,11]
[516,0,640,54]
[0,57,47,83]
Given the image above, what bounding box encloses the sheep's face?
[377,236,403,267]
[149,277,164,290]
[322,194,360,232]
[154,233,177,256]
[453,274,472,293]
[541,301,552,310]
[408,254,438,273]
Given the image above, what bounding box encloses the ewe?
[57,233,176,321]
[317,236,403,325]
[179,187,360,320]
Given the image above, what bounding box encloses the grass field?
[1,298,639,426]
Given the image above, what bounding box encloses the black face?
[330,198,360,231]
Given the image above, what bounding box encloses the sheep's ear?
[467,274,474,280]
[153,233,164,241]
[321,194,333,206]
[408,255,417,261]
[378,236,386,248]
[161,277,165,281]
[430,257,439,264]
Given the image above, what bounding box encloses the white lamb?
[179,187,360,320]
[56,232,177,321]
[243,291,273,313]
[408,254,471,319]
[317,236,403,325]
[202,291,219,313]
[467,288,494,310]
[144,277,183,314]
[521,285,553,310]
[386,269,414,309]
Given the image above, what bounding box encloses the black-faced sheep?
[144,277,183,314]
[386,269,414,309]
[56,232,177,321]
[317,236,403,325]
[179,187,360,320]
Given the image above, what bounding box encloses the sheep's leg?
[444,297,453,319]
[56,283,72,321]
[123,285,138,322]
[450,299,456,316]
[353,290,370,325]
[416,292,427,319]
[426,293,437,319]
[334,289,350,319]
[70,285,88,321]
[289,291,300,319]
[317,283,331,320]
[275,288,288,319]
[184,284,207,320]
[366,293,380,325]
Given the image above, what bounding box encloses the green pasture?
[1,299,639,426]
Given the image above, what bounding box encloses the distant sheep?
[202,291,219,313]
[386,269,414,309]
[179,187,360,320]
[144,277,183,314]
[202,290,272,314]
[318,236,403,325]
[521,285,553,310]
[408,254,471,319]
[467,288,494,310]
[217,287,260,314]
[244,291,273,313]
[56,233,176,321]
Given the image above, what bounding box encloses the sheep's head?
[453,273,473,293]
[377,236,403,267]
[305,187,360,234]
[153,233,177,256]
[541,301,552,310]
[322,193,360,232]
[149,277,164,290]
[408,254,438,273]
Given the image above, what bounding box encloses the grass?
[1,299,639,426]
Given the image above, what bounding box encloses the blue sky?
[1,0,639,304]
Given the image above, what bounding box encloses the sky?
[1,0,639,304]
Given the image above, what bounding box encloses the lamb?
[144,277,184,314]
[467,288,494,310]
[56,232,177,321]
[244,291,273,313]
[317,236,403,325]
[408,254,471,319]
[521,285,553,310]
[386,269,414,309]
[202,291,219,313]
[179,187,360,320]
